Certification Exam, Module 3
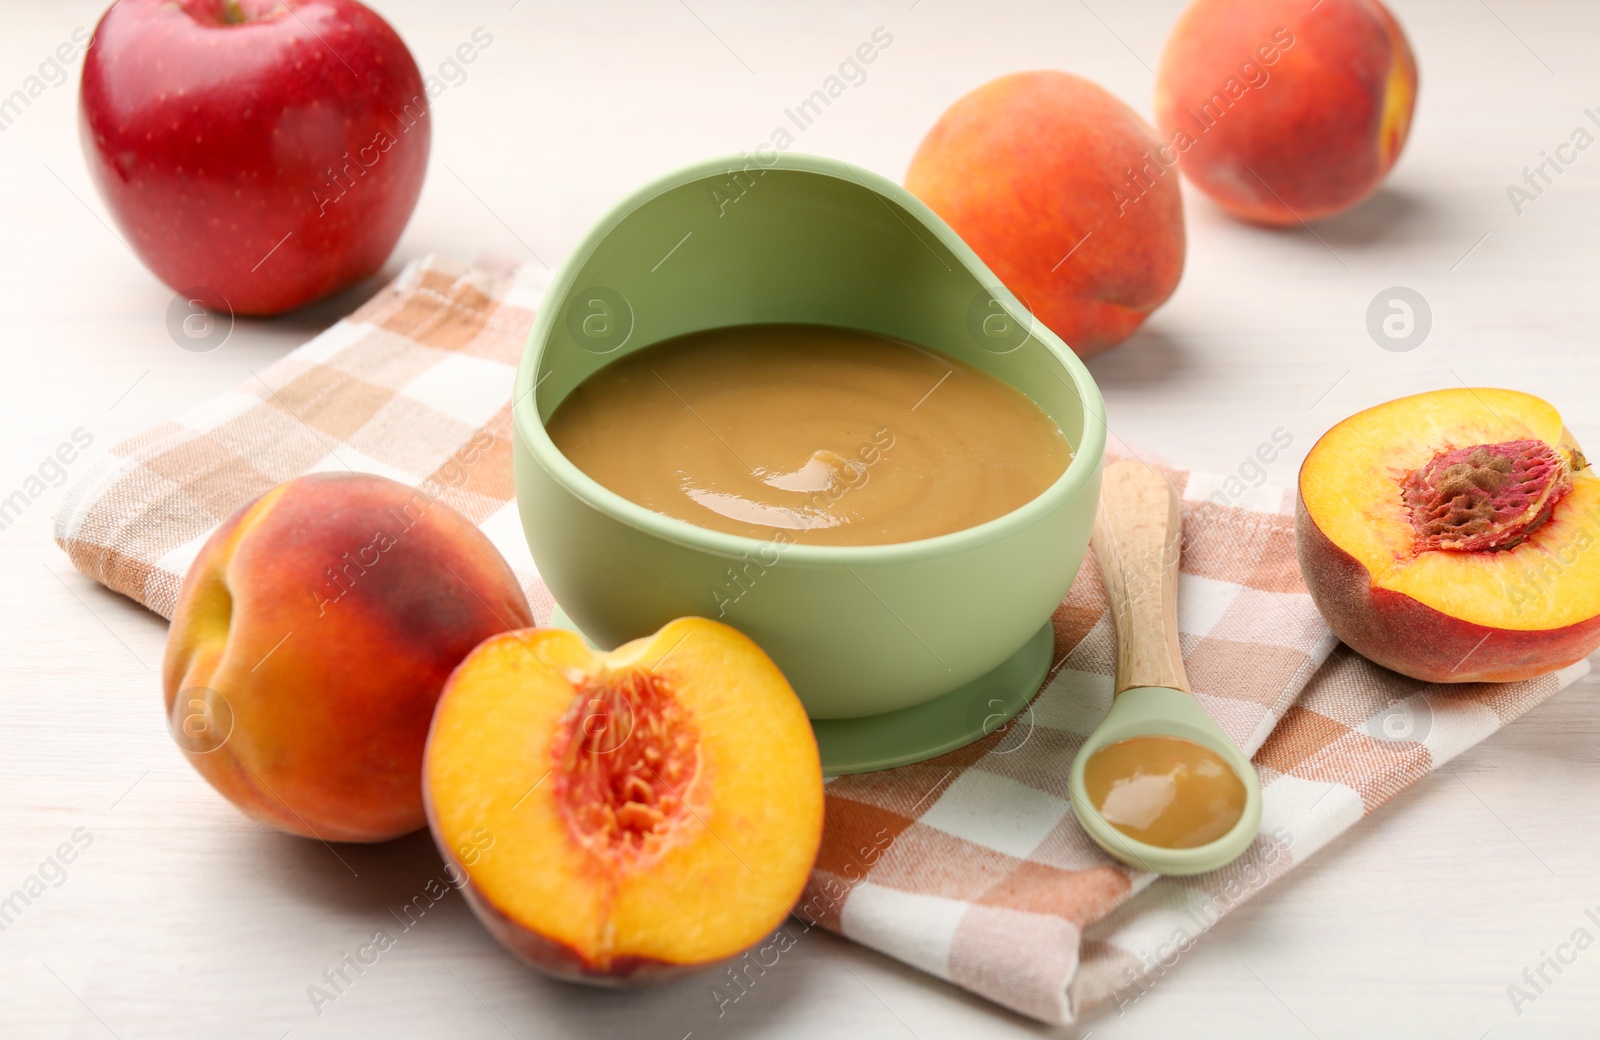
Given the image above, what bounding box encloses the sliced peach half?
[424,617,824,984]
[1297,388,1600,682]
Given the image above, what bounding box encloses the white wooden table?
[4,1,1598,1036]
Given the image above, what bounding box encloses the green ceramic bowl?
[512,153,1106,770]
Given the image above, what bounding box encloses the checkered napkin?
[56,255,558,624]
[55,255,1589,1026]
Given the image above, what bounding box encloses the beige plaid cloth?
[55,255,1588,1026]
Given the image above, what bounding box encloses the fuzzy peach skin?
[905,71,1186,358]
[1296,389,1600,684]
[1155,0,1417,225]
[1297,502,1600,683]
[163,473,532,842]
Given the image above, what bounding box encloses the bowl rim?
[512,151,1108,565]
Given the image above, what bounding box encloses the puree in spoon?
[1083,735,1248,849]
[546,323,1072,546]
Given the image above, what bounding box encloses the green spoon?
[1067,459,1263,876]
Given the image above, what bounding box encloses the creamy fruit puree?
[547,323,1072,545]
[1083,736,1248,850]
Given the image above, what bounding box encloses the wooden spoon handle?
[1091,459,1190,695]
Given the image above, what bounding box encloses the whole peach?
[1155,0,1417,224]
[163,473,532,842]
[905,71,1186,358]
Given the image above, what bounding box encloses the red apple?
[79,0,430,316]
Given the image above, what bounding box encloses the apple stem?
[222,0,248,24]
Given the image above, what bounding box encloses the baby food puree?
[548,323,1072,546]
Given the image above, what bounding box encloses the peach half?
[1297,388,1600,683]
[163,473,533,842]
[424,617,825,984]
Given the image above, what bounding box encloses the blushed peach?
[162,472,532,842]
[1155,0,1417,224]
[905,71,1186,357]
